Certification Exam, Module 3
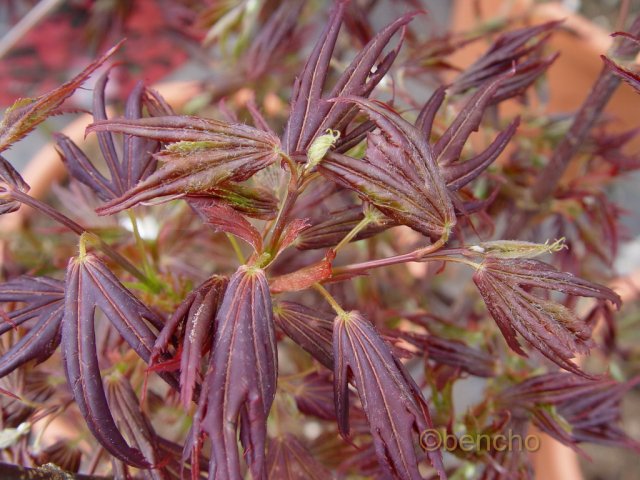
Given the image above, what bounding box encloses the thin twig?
[0,0,64,59]
[10,190,156,288]
[531,13,640,203]
[331,236,451,278]
[313,283,347,317]
[332,214,373,254]
[504,14,640,238]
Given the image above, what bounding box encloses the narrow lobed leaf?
[0,276,64,335]
[283,2,416,155]
[244,0,305,79]
[191,265,277,479]
[274,301,334,369]
[88,116,281,215]
[105,370,165,477]
[62,255,151,468]
[402,332,496,377]
[472,257,621,376]
[61,253,179,467]
[156,276,227,408]
[283,0,348,155]
[498,373,640,452]
[119,81,169,192]
[451,21,560,95]
[57,70,173,203]
[0,307,63,379]
[489,53,558,105]
[311,12,416,150]
[480,257,621,307]
[55,133,117,202]
[441,117,519,190]
[334,311,445,479]
[321,97,455,238]
[0,276,65,378]
[416,85,447,141]
[87,115,280,144]
[433,70,516,168]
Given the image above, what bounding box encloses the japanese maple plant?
[1,1,640,479]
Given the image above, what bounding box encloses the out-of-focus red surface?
[0,0,202,106]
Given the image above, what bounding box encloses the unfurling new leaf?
[151,275,228,407]
[472,256,621,376]
[86,116,282,214]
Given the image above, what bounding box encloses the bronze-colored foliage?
[2,2,639,478]
[472,256,621,376]
[56,69,173,203]
[189,266,276,479]
[87,116,283,214]
[333,311,445,479]
[0,276,64,377]
[321,97,455,238]
[61,253,177,467]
